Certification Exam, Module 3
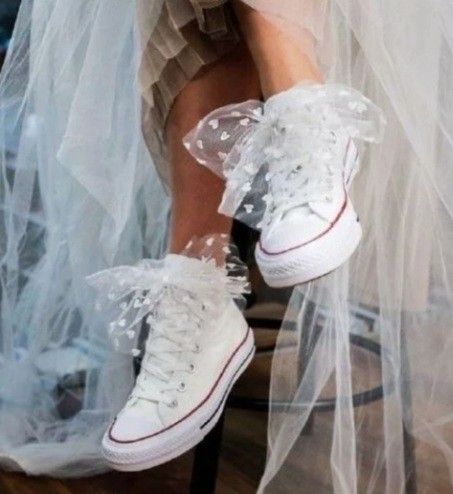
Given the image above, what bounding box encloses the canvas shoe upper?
[88,252,254,470]
[257,129,359,251]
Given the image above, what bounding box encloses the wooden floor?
[1,326,453,493]
[0,409,266,494]
[0,359,270,494]
[0,411,266,494]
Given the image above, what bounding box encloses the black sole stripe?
[200,345,255,430]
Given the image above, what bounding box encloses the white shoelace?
[130,286,208,408]
[258,128,341,228]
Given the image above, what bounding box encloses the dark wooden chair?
[188,223,417,494]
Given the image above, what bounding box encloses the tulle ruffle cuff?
[183,83,386,229]
[86,235,249,354]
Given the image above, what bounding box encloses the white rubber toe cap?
[256,197,362,287]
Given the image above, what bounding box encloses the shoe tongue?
[149,296,194,354]
[130,360,177,424]
[145,321,188,370]
[148,334,178,353]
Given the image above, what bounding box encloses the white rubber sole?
[255,199,362,288]
[103,329,255,472]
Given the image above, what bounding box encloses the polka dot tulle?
[86,234,249,354]
[183,83,386,229]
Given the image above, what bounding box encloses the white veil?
[1,0,453,492]
[243,1,453,492]
[0,0,169,476]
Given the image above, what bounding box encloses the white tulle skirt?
[2,1,453,492]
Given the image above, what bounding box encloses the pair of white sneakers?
[94,84,383,471]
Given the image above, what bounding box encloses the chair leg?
[297,300,319,435]
[401,328,417,494]
[189,411,226,494]
[403,426,417,494]
[301,411,315,435]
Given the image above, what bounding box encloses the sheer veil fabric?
[0,0,169,476]
[250,1,453,493]
[1,1,453,493]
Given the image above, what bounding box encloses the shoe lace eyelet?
[178,382,186,392]
[168,398,178,408]
[193,344,201,354]
[188,363,195,373]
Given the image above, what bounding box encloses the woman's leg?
[233,1,323,98]
[229,2,377,289]
[165,41,261,253]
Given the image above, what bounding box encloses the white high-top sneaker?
[255,132,362,288]
[98,254,254,471]
[183,83,385,289]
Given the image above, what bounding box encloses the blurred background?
[0,0,20,67]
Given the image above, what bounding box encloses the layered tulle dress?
[1,1,453,492]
